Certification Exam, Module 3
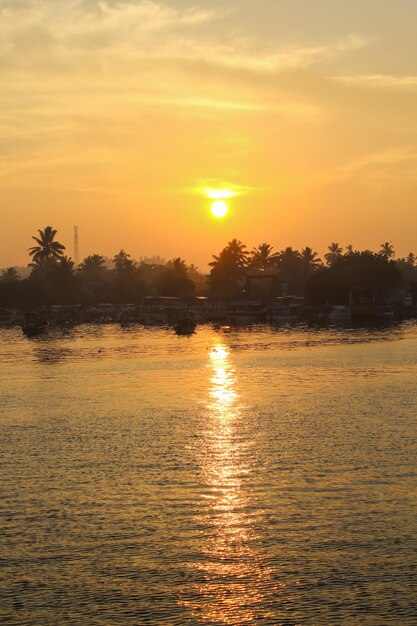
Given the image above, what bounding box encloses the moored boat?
[174,318,197,335]
[226,301,266,325]
[268,296,304,323]
[22,312,49,337]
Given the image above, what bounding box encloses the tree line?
[0,227,416,308]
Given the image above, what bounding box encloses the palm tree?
[78,255,108,303]
[170,257,188,277]
[324,242,343,266]
[248,243,279,271]
[113,250,137,276]
[209,239,248,298]
[78,254,107,277]
[28,226,65,269]
[275,247,303,292]
[276,247,301,264]
[157,258,195,297]
[379,241,395,260]
[210,239,248,270]
[406,252,416,266]
[48,256,77,303]
[300,246,321,272]
[113,250,138,301]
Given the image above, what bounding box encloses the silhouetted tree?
[275,247,304,293]
[187,264,208,295]
[78,254,109,304]
[300,247,322,273]
[79,254,106,276]
[0,267,22,307]
[112,250,146,302]
[406,252,416,266]
[170,257,187,276]
[50,256,79,303]
[306,250,401,305]
[155,257,195,297]
[28,226,65,270]
[379,241,395,260]
[397,252,417,300]
[248,243,279,271]
[1,267,19,282]
[209,239,248,299]
[324,242,343,266]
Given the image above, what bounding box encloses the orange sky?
[1,0,417,269]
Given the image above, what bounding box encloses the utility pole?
[74,226,79,266]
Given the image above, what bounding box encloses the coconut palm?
[324,242,343,266]
[209,239,248,298]
[112,250,139,302]
[276,247,301,265]
[210,239,248,271]
[170,257,188,277]
[274,247,303,291]
[379,241,395,260]
[28,226,65,268]
[248,243,279,271]
[300,246,322,272]
[77,255,108,303]
[78,254,107,277]
[406,252,416,266]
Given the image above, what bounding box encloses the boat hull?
[22,323,48,337]
[174,320,197,335]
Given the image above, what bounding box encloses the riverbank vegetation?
[1,227,416,308]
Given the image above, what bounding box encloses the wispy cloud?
[0,0,371,75]
[0,0,373,126]
[333,74,417,89]
[218,33,372,73]
[329,148,417,187]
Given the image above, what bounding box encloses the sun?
[211,200,228,218]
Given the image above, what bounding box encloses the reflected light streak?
[180,339,278,624]
[209,343,238,411]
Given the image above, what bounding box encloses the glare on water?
[180,340,278,623]
[0,323,417,625]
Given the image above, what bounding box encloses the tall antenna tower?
[74,226,79,266]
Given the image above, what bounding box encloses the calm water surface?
[1,323,416,625]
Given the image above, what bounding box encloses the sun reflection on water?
[181,338,279,624]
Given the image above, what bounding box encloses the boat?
[22,312,49,337]
[226,301,266,325]
[140,296,182,325]
[174,318,197,335]
[351,302,394,322]
[328,305,351,325]
[268,296,304,323]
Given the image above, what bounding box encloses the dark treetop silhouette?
[0,226,416,309]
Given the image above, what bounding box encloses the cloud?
[0,0,372,126]
[217,33,372,73]
[333,74,417,90]
[0,0,371,76]
[327,148,417,189]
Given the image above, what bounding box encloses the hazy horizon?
[2,0,417,268]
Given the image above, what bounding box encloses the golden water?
[1,323,416,624]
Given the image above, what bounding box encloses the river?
[1,322,416,625]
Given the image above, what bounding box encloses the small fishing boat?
[174,318,197,335]
[22,312,49,337]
